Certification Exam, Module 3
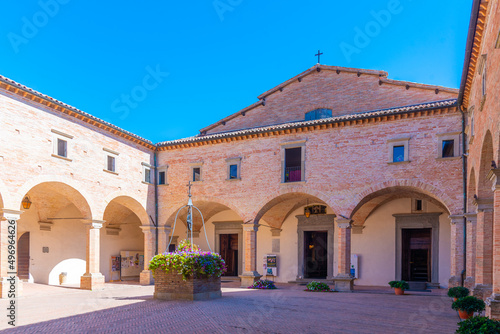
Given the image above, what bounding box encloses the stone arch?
[251,188,340,224]
[348,181,454,225]
[468,167,477,212]
[18,180,93,220]
[253,191,336,229]
[0,178,11,209]
[102,192,149,226]
[478,131,494,199]
[15,175,96,218]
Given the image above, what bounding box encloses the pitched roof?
[199,64,459,134]
[0,75,154,148]
[158,99,457,148]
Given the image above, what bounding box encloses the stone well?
[153,269,221,301]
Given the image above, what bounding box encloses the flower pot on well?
[458,310,474,320]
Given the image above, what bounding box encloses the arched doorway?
[349,185,451,288]
[254,192,336,282]
[18,232,30,281]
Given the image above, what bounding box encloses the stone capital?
[157,226,172,234]
[271,228,282,237]
[243,223,259,232]
[1,209,22,221]
[448,215,465,225]
[335,218,353,229]
[487,168,500,191]
[84,220,104,229]
[464,212,477,224]
[140,225,157,233]
[475,198,494,212]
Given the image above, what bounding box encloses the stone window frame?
[51,129,73,162]
[436,132,461,160]
[387,137,410,164]
[142,162,153,184]
[467,106,475,145]
[190,162,204,183]
[280,139,306,183]
[226,157,242,181]
[157,165,168,186]
[477,54,487,110]
[103,147,119,175]
[393,213,441,287]
[212,221,243,276]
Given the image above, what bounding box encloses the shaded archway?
[348,185,452,288]
[478,131,494,199]
[17,181,92,285]
[101,196,147,282]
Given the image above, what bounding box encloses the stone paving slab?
[0,283,461,333]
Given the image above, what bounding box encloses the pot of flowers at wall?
[388,280,410,295]
[447,286,470,302]
[451,296,486,320]
[149,240,227,301]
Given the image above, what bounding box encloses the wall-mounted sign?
[264,255,278,276]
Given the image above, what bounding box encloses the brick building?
[458,0,500,319]
[0,0,497,306]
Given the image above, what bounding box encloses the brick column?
[334,217,354,292]
[139,225,157,285]
[486,169,500,318]
[473,198,494,299]
[0,209,23,298]
[157,226,171,254]
[448,215,465,287]
[464,213,477,289]
[239,223,261,287]
[80,220,105,290]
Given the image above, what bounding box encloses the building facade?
[459,0,500,319]
[0,1,497,307]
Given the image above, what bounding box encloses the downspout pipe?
[459,104,467,286]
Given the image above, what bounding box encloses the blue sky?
[0,0,472,143]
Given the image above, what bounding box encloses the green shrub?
[448,286,470,299]
[306,281,332,292]
[388,280,410,290]
[456,316,500,334]
[452,296,486,313]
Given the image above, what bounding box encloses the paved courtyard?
[0,282,461,333]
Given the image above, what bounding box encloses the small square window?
[442,140,454,158]
[57,138,67,157]
[107,155,116,172]
[482,66,487,96]
[393,145,405,162]
[229,164,238,179]
[415,199,423,211]
[193,167,201,182]
[158,171,166,185]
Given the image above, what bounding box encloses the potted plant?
[451,296,486,320]
[149,239,227,300]
[456,316,500,333]
[447,286,469,301]
[388,280,410,295]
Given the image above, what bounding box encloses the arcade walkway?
[1,282,459,333]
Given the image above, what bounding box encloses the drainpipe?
[459,104,467,286]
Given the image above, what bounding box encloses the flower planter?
[153,269,221,301]
[394,287,404,295]
[458,310,474,320]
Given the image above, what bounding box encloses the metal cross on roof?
[315,50,323,64]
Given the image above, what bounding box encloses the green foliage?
[388,280,410,290]
[149,239,226,280]
[248,279,277,289]
[305,281,332,292]
[456,316,500,334]
[452,296,486,313]
[448,286,470,299]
